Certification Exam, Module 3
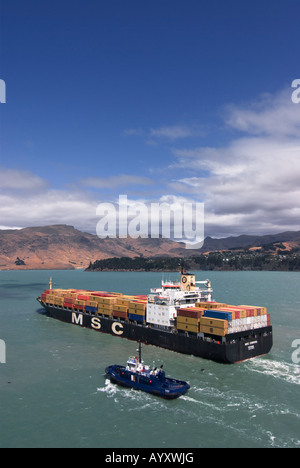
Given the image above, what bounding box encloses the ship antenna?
[49,277,53,290]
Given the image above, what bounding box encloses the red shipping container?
[74,304,85,311]
[77,294,89,301]
[178,308,204,319]
[64,297,74,303]
[113,310,127,319]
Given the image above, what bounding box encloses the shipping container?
[128,313,145,323]
[85,306,97,314]
[177,308,205,319]
[77,294,89,301]
[97,307,113,317]
[129,301,147,310]
[203,310,232,321]
[239,305,267,315]
[64,297,74,304]
[176,323,200,333]
[200,324,228,337]
[113,305,128,313]
[86,301,98,308]
[177,316,201,326]
[116,298,132,306]
[200,317,228,329]
[113,311,128,320]
[129,301,146,313]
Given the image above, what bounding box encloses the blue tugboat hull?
[105,365,190,400]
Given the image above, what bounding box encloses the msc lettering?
[71,313,124,335]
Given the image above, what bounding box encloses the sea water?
[0,270,299,448]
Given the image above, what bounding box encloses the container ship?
[37,271,273,364]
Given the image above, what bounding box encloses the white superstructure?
[146,272,213,328]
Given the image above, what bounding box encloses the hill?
[0,224,300,270]
[0,224,187,270]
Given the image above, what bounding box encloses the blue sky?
[1,0,300,237]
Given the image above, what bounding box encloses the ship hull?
[105,365,190,399]
[38,301,273,364]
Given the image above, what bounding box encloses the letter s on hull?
[91,317,101,330]
[112,322,124,335]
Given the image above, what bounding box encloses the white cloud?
[0,183,99,233]
[224,88,300,137]
[2,88,300,240]
[0,168,48,192]
[170,87,300,237]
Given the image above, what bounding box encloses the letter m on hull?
[72,313,83,326]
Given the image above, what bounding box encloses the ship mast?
[138,342,142,364]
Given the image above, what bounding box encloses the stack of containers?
[112,304,129,320]
[113,295,135,320]
[88,293,117,317]
[198,304,270,336]
[200,310,232,337]
[128,300,147,324]
[176,307,205,333]
[64,295,74,309]
[85,299,98,314]
[71,293,88,312]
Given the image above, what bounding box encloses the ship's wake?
[247,357,300,385]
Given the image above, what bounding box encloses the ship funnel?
[180,272,196,291]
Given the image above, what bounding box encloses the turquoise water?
[0,270,299,448]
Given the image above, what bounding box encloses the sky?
[1,0,300,239]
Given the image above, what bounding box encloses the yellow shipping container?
[98,297,117,305]
[113,305,128,313]
[116,298,133,307]
[129,307,146,316]
[200,325,228,337]
[176,323,200,333]
[89,296,105,303]
[200,317,228,329]
[75,300,86,306]
[129,302,146,310]
[97,307,112,316]
[53,296,64,302]
[86,301,98,308]
[239,305,267,315]
[97,303,113,310]
[177,316,201,325]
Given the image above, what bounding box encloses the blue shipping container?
[85,306,97,314]
[203,310,232,321]
[128,313,144,323]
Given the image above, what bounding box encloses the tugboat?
[105,343,190,400]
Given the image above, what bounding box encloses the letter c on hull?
[112,322,124,335]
